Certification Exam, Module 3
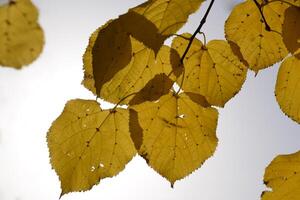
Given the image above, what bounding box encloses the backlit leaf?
[0,0,44,68]
[82,19,132,96]
[225,0,288,72]
[275,56,300,124]
[83,24,182,104]
[47,99,136,195]
[262,150,300,200]
[131,0,204,36]
[172,34,247,107]
[282,6,300,55]
[133,92,218,185]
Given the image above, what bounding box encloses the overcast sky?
[0,1,299,200]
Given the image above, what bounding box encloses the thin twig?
[175,0,215,95]
[176,0,215,95]
[180,0,215,63]
[112,92,138,110]
[252,0,271,31]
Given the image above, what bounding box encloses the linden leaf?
[83,23,182,105]
[131,0,204,37]
[82,20,132,96]
[133,92,218,185]
[225,0,289,72]
[172,34,247,107]
[275,56,300,124]
[261,150,300,200]
[0,0,44,68]
[47,99,136,195]
[282,6,300,55]
[100,43,181,105]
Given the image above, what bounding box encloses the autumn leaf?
[225,0,289,72]
[0,0,44,68]
[262,150,300,200]
[47,99,136,195]
[82,21,132,97]
[133,92,218,185]
[131,0,204,37]
[172,34,247,107]
[83,25,181,105]
[282,5,300,55]
[275,56,300,124]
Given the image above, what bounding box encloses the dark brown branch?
[180,0,215,63]
[252,0,271,31]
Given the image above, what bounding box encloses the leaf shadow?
[92,12,167,96]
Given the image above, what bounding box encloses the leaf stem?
[199,31,207,46]
[252,0,271,31]
[112,92,138,110]
[180,0,215,63]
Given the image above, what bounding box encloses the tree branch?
[252,0,271,31]
[180,0,215,63]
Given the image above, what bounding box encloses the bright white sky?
[0,1,300,200]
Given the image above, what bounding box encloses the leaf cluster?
[46,0,300,198]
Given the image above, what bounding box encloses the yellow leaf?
[47,99,136,195]
[172,34,247,107]
[131,0,204,36]
[101,44,181,105]
[275,56,300,124]
[225,0,288,72]
[133,92,218,185]
[282,6,300,55]
[82,19,132,97]
[83,22,181,104]
[262,150,300,200]
[0,0,44,69]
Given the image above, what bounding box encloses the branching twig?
[175,0,215,95]
[180,0,215,63]
[252,0,271,31]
